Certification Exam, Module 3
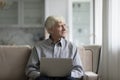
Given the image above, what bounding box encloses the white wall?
[45,0,68,23]
[95,0,102,45]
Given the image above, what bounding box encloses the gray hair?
[44,16,65,30]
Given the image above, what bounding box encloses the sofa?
[0,45,101,80]
[79,45,101,80]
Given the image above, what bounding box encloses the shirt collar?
[47,36,65,47]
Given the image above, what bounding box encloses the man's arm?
[25,47,40,79]
[71,47,84,78]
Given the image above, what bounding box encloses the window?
[0,1,18,25]
[72,0,94,45]
[0,0,44,27]
[0,0,45,45]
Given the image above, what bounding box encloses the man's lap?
[35,76,76,80]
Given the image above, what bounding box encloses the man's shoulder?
[35,39,48,47]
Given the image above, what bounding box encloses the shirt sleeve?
[25,46,40,79]
[71,46,84,78]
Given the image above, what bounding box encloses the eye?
[64,24,66,26]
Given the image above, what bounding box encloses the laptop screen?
[40,58,73,77]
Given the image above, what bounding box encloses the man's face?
[49,21,67,39]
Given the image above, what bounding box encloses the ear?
[47,28,53,34]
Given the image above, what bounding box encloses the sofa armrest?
[84,71,98,80]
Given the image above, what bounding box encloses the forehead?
[56,20,65,25]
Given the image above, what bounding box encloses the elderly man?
[25,16,84,80]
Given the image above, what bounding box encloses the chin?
[61,35,66,38]
[59,33,67,38]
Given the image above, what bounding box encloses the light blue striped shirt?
[25,38,84,79]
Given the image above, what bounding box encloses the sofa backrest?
[0,45,101,80]
[79,45,101,73]
[0,45,31,80]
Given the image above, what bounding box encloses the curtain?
[99,0,120,80]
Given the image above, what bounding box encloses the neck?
[50,36,61,43]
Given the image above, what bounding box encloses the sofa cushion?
[0,45,31,80]
[83,45,101,73]
[84,71,98,80]
[79,46,93,71]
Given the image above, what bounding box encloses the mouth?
[62,32,66,34]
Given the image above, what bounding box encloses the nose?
[62,25,67,31]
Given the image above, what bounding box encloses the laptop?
[40,58,73,77]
